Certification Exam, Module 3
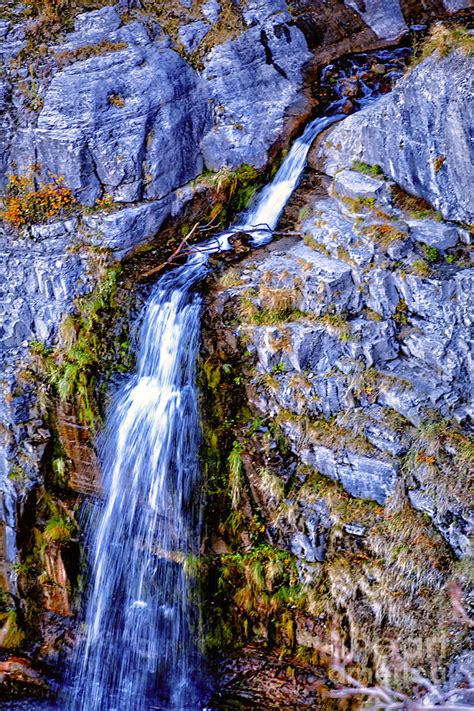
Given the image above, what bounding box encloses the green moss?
[43,515,75,545]
[0,610,26,649]
[31,263,135,431]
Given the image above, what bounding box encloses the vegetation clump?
[55,40,128,67]
[352,161,384,177]
[0,166,76,229]
[412,23,474,68]
[391,184,435,219]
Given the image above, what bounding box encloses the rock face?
[316,50,474,223]
[201,98,472,696]
[14,11,210,205]
[0,0,471,695]
[201,13,311,169]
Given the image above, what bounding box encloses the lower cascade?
[66,263,206,710]
[64,50,410,710]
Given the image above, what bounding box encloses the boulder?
[343,0,407,41]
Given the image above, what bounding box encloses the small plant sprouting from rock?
[108,93,126,108]
[411,23,474,70]
[228,440,244,509]
[352,161,384,178]
[412,259,432,278]
[43,515,75,545]
[420,243,441,263]
[394,299,409,325]
[0,166,76,229]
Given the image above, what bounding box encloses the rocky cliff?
[199,36,473,708]
[0,0,472,705]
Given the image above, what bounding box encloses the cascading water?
[63,48,410,711]
[66,261,207,711]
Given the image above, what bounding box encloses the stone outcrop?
[315,50,474,223]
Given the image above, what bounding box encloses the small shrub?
[321,311,351,342]
[95,193,114,210]
[420,243,440,263]
[433,155,446,173]
[352,161,384,177]
[1,167,76,229]
[412,23,474,68]
[298,205,311,222]
[394,299,409,325]
[365,223,405,250]
[43,515,74,544]
[412,259,432,278]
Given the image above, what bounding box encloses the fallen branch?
[140,221,307,280]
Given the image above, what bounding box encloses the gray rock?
[344,522,366,536]
[82,198,172,259]
[201,18,310,170]
[178,20,211,53]
[333,169,390,203]
[443,0,473,9]
[295,438,398,505]
[201,0,221,24]
[302,197,376,267]
[287,499,330,563]
[31,40,209,204]
[242,0,290,26]
[408,489,472,558]
[319,52,474,223]
[343,0,407,41]
[408,218,460,251]
[73,7,121,35]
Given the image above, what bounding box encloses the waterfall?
[65,110,340,707]
[66,262,207,711]
[66,49,409,710]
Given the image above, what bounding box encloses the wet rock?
[42,545,72,617]
[0,657,49,699]
[340,79,360,98]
